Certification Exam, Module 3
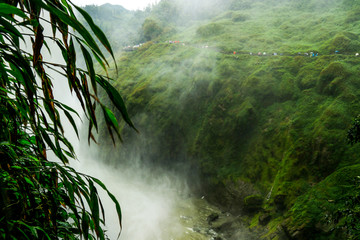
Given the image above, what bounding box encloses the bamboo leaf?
[39,1,107,64]
[39,127,57,155]
[0,2,126,239]
[53,99,81,118]
[92,178,122,233]
[96,76,137,132]
[63,109,80,139]
[16,228,31,240]
[0,3,27,18]
[24,177,35,187]
[55,133,69,164]
[59,135,75,157]
[62,176,75,204]
[16,221,38,238]
[0,18,24,41]
[89,180,100,237]
[80,44,97,95]
[101,105,122,142]
[73,5,115,60]
[81,211,90,240]
[33,227,51,240]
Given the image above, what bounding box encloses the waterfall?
[50,60,188,240]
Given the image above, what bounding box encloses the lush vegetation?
[81,4,150,51]
[88,0,360,239]
[0,0,135,239]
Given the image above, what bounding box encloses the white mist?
[73,148,186,240]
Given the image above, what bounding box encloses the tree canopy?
[0,0,135,239]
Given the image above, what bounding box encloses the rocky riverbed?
[173,197,260,240]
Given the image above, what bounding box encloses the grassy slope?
[98,0,360,238]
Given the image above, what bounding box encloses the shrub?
[232,12,249,22]
[196,23,225,38]
[142,18,163,41]
[318,62,348,95]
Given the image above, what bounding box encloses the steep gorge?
[91,0,360,238]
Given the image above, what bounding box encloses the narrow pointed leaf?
[74,5,115,60]
[96,76,137,131]
[0,3,27,18]
[80,44,97,94]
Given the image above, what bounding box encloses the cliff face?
[94,0,360,238]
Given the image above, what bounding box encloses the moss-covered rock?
[283,165,360,239]
[318,62,348,95]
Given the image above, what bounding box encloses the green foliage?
[196,23,225,38]
[0,148,120,240]
[322,33,360,53]
[0,0,136,239]
[286,165,360,239]
[345,7,360,23]
[151,0,179,24]
[342,0,360,9]
[231,12,250,22]
[142,18,163,41]
[318,62,348,95]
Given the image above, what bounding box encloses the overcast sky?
[71,0,159,10]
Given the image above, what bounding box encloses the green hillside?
[92,0,360,239]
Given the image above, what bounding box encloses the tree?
[142,18,163,41]
[0,0,136,239]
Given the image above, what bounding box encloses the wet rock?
[207,213,220,224]
[214,221,233,232]
[211,237,223,240]
[202,179,260,213]
[207,228,217,236]
[180,215,191,220]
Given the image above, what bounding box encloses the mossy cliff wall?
[94,0,360,238]
[98,43,360,238]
